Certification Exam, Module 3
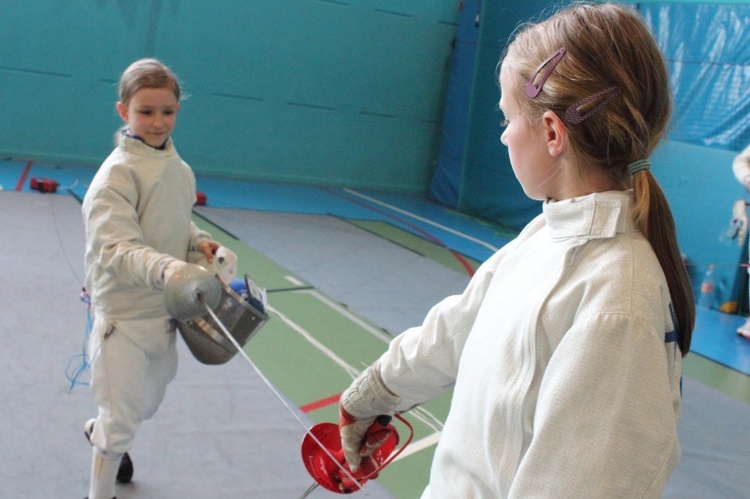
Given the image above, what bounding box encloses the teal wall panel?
[0,0,458,193]
[0,1,155,164]
[157,0,455,190]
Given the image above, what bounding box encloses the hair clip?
[524,47,566,99]
[564,86,621,125]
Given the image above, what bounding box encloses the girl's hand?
[196,240,220,264]
[339,365,401,473]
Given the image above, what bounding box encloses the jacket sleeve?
[508,312,680,498]
[378,248,504,411]
[732,144,750,187]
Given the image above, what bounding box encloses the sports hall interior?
[1,1,748,498]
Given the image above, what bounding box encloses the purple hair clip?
[525,47,566,99]
[564,86,622,125]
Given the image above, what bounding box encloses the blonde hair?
[503,2,694,354]
[118,58,181,106]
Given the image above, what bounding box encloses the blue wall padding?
[455,1,553,230]
[0,1,459,194]
[640,3,750,151]
[429,0,556,230]
[654,140,747,311]
[429,0,482,209]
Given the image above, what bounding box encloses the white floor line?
[267,304,361,379]
[343,188,500,253]
[392,431,442,462]
[284,275,305,286]
[297,288,394,343]
[267,293,446,448]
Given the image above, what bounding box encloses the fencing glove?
[163,261,222,321]
[339,362,401,473]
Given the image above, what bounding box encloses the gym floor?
[1,160,749,498]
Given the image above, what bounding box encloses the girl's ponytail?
[632,169,695,354]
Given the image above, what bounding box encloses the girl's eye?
[500,119,509,127]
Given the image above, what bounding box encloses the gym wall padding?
[639,2,750,311]
[0,0,459,193]
[429,0,561,230]
[641,3,750,151]
[429,0,482,209]
[652,141,747,313]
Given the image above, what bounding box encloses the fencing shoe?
[84,419,134,484]
[117,452,133,484]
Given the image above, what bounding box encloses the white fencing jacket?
[732,143,750,187]
[379,190,682,498]
[83,135,210,323]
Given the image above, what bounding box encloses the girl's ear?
[542,110,568,157]
[116,101,128,122]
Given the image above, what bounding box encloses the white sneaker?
[736,319,750,339]
[84,419,95,442]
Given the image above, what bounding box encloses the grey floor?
[2,190,750,498]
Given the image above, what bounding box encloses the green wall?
[0,0,458,193]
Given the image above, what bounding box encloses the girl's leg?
[86,319,149,496]
[144,332,179,419]
[89,323,150,452]
[88,446,121,499]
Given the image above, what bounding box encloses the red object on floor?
[29,177,59,193]
[196,190,207,205]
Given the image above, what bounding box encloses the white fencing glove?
[339,363,401,473]
[163,261,222,321]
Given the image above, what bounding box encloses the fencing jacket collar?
[543,190,634,242]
